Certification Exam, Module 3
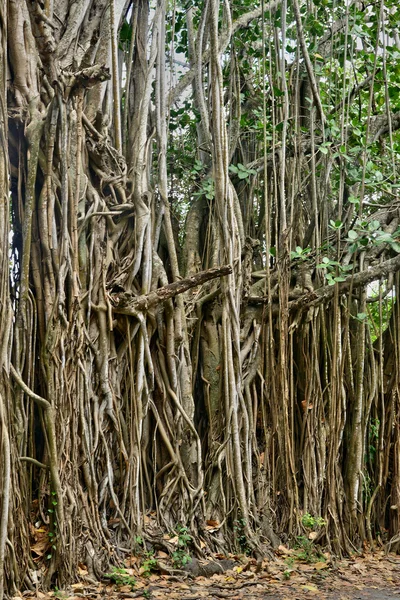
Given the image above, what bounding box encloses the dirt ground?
[20,551,400,600]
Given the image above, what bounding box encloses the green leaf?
[369,220,380,232]
[322,257,330,264]
[357,312,367,320]
[348,230,358,240]
[390,242,400,253]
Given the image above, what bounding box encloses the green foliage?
[46,491,58,560]
[316,257,353,286]
[104,567,136,589]
[171,525,192,568]
[294,536,325,563]
[233,518,252,555]
[367,290,394,341]
[290,246,311,261]
[194,178,214,200]
[347,220,400,254]
[367,418,380,463]
[141,552,157,577]
[229,163,257,180]
[301,513,326,529]
[283,569,292,580]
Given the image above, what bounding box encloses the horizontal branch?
[290,253,400,312]
[19,456,49,470]
[248,253,400,312]
[110,265,232,315]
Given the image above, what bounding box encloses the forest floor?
[20,549,400,600]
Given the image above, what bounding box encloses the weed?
[143,590,150,599]
[283,569,292,580]
[141,552,157,577]
[285,556,295,568]
[171,525,191,568]
[301,513,326,529]
[294,535,325,563]
[104,567,136,589]
[233,518,252,555]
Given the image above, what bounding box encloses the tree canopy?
[1,0,400,595]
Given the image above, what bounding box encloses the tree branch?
[9,364,51,410]
[290,253,400,311]
[110,264,232,314]
[248,253,400,312]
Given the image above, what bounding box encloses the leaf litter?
[19,549,400,600]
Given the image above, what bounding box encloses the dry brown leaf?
[31,537,50,557]
[315,561,328,570]
[277,544,292,555]
[77,565,88,576]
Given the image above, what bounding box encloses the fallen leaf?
[206,519,219,527]
[31,538,50,557]
[315,561,328,570]
[277,544,292,555]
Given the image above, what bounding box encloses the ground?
[20,550,400,600]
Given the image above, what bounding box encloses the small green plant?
[301,513,326,529]
[290,246,311,261]
[316,257,353,286]
[294,536,322,563]
[229,162,257,180]
[171,525,192,568]
[143,590,150,599]
[53,587,66,599]
[194,177,214,199]
[366,418,380,463]
[46,491,58,560]
[141,552,157,577]
[104,567,136,589]
[233,518,252,555]
[283,569,292,580]
[285,556,295,568]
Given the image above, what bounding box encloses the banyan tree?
[1,0,400,594]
